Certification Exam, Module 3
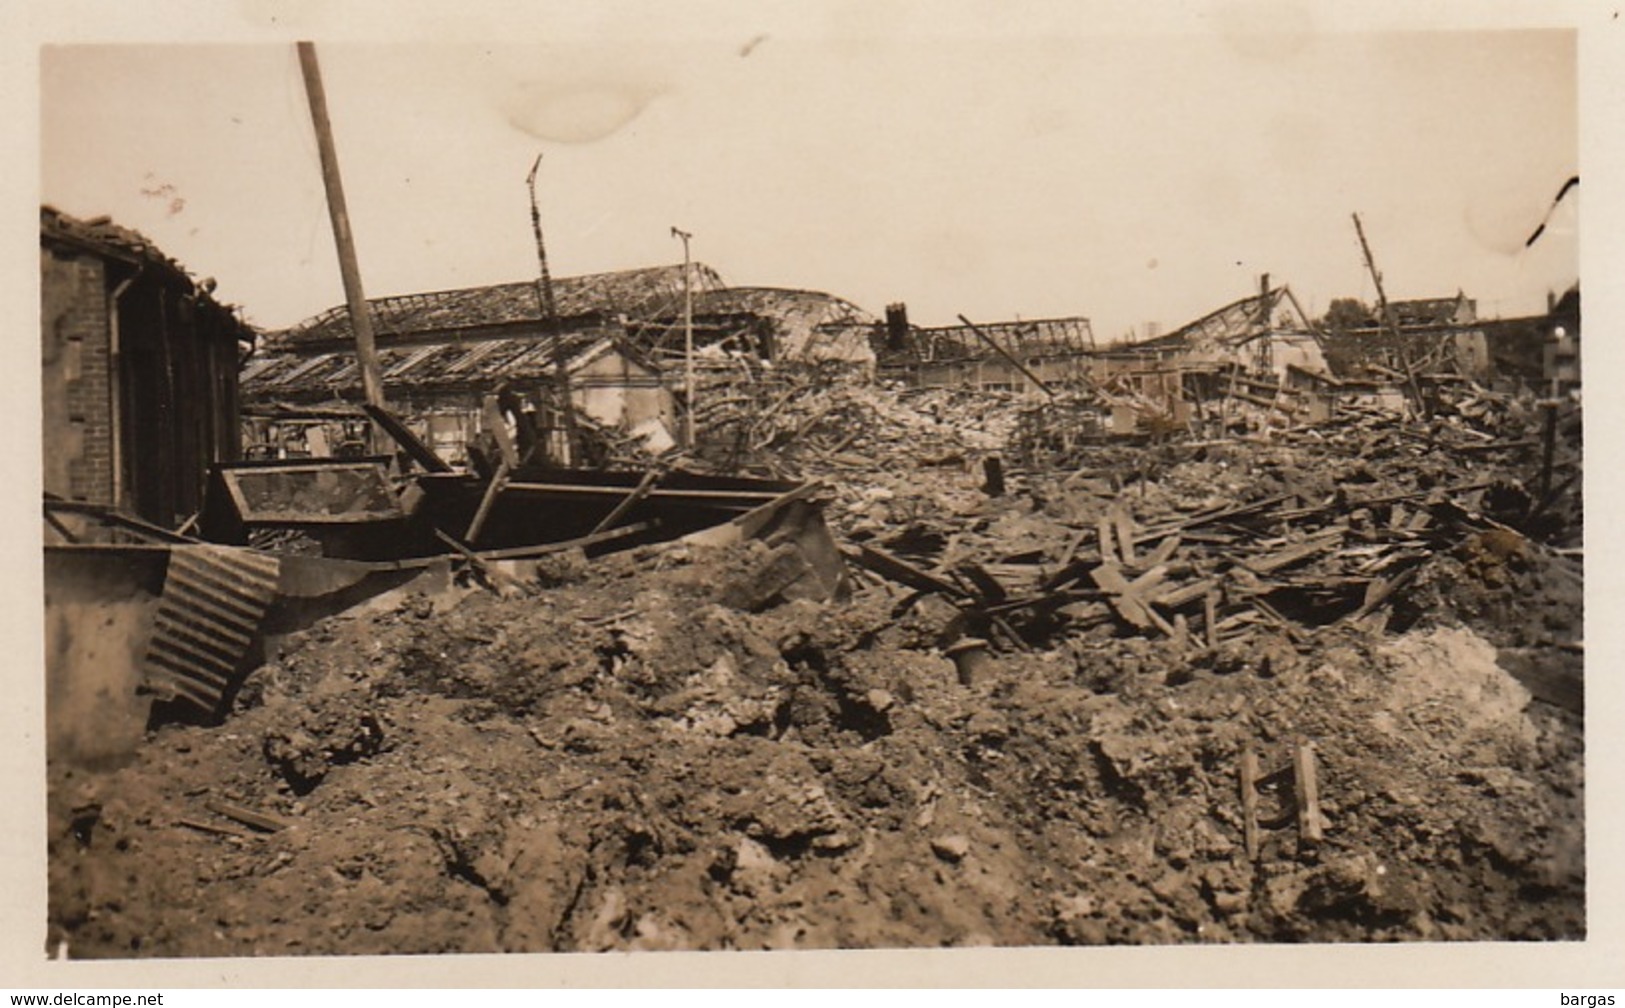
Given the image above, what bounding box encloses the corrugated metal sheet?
[140,545,280,713]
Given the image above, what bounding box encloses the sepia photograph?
[17,0,1616,986]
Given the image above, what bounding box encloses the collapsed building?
[242,265,703,464]
[242,268,879,464]
[42,202,1585,954]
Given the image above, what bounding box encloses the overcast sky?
[39,12,1578,341]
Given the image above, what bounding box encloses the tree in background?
[1320,297,1375,333]
[1318,298,1377,377]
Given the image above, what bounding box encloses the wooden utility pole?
[297,42,385,411]
[1351,213,1424,415]
[527,154,576,464]
[672,226,696,448]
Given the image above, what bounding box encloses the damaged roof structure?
[244,265,884,461]
[875,311,1097,391]
[1126,283,1328,380]
[682,286,877,366]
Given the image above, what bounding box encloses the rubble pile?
[696,378,1024,478]
[46,382,1583,956]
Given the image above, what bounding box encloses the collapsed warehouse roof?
[257,266,881,384]
[684,286,876,364]
[1131,285,1304,352]
[269,262,726,352]
[878,315,1096,367]
[241,329,653,404]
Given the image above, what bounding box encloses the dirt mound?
[47,532,1582,955]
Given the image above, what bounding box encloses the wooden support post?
[1538,399,1559,503]
[1294,743,1323,848]
[1204,589,1219,649]
[1352,213,1425,418]
[465,460,511,545]
[1240,749,1261,861]
[589,466,664,536]
[527,155,577,464]
[434,528,528,596]
[981,455,1006,497]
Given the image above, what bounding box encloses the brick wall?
[41,247,113,503]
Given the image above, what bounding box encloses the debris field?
[46,382,1583,955]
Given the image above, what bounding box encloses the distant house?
[1325,291,1492,381]
[1386,292,1490,380]
[41,206,255,528]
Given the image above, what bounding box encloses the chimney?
[885,302,910,351]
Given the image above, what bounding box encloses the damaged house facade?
[41,206,255,529]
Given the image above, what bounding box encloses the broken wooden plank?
[468,520,656,561]
[1090,563,1149,628]
[1240,529,1346,576]
[176,816,255,840]
[1148,576,1219,612]
[1090,562,1177,636]
[1137,534,1182,570]
[1251,597,1307,646]
[1336,562,1423,626]
[464,460,512,544]
[588,465,664,536]
[434,528,531,596]
[363,402,453,473]
[1114,508,1137,564]
[481,394,521,470]
[1097,514,1118,566]
[957,563,1009,602]
[848,543,968,599]
[205,798,294,834]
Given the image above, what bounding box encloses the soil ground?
[46,391,1584,956]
